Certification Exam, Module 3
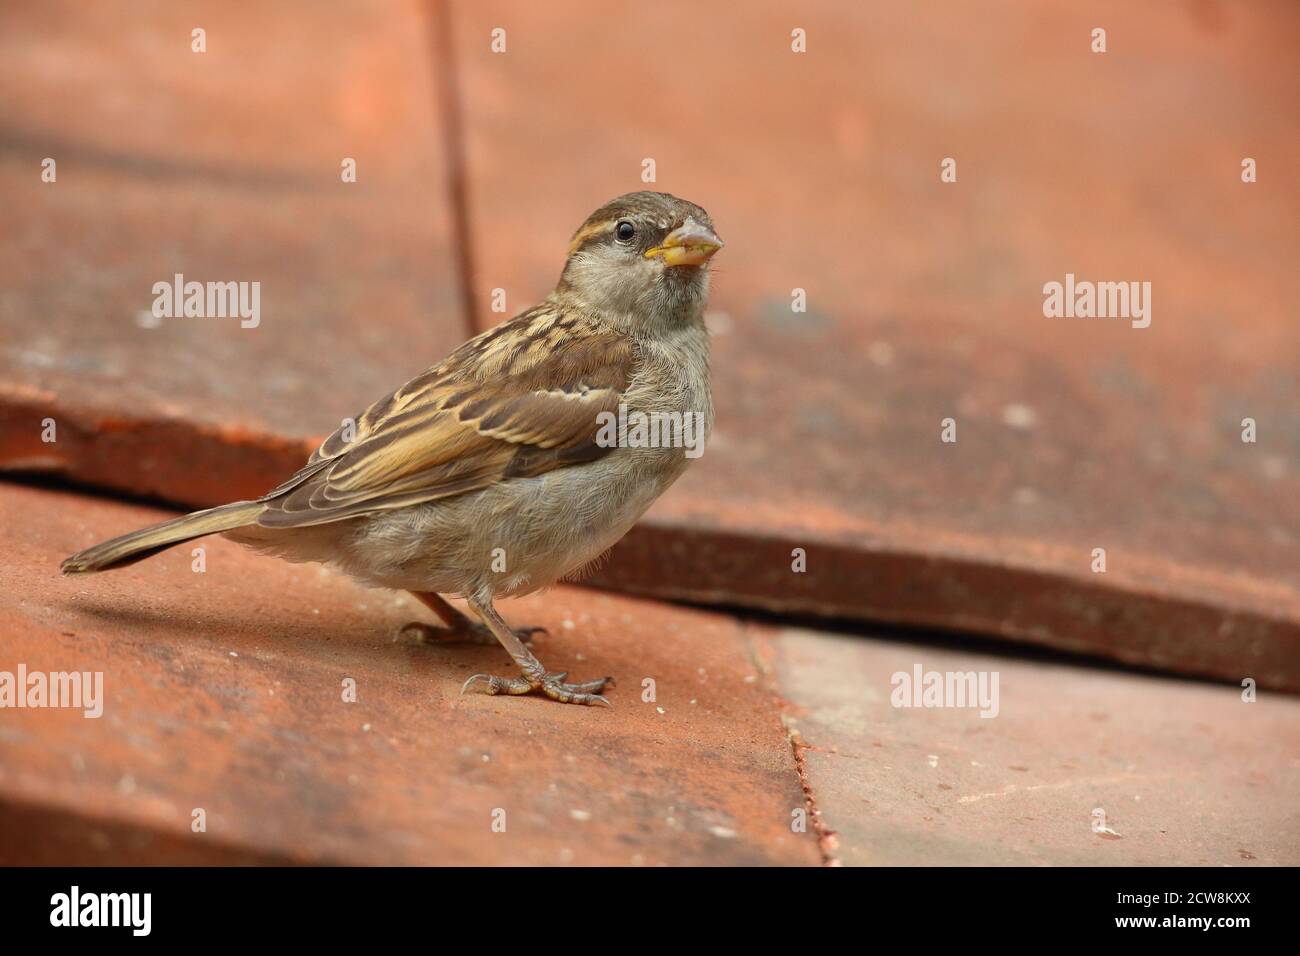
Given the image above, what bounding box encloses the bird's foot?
[398,619,546,647]
[461,670,614,707]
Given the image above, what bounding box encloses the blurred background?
[0,1,1296,865]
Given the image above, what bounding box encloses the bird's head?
[555,191,723,330]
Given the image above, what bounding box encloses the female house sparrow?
[62,191,722,707]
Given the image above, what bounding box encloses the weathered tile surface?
[0,2,1295,691]
[445,0,1300,685]
[0,0,468,504]
[0,483,817,865]
[759,626,1300,866]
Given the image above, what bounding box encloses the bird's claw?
[460,670,614,707]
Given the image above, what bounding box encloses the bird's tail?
[60,500,266,574]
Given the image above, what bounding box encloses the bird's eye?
[614,220,636,243]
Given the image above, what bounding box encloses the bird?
[61,191,722,707]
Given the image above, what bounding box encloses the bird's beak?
[645,220,724,267]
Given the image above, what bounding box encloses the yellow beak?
[645,220,724,267]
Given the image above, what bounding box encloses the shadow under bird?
[62,191,723,707]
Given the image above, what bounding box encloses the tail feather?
[60,500,266,574]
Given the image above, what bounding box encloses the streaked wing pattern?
[256,305,634,528]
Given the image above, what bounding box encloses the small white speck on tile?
[927,754,940,768]
[708,826,737,839]
[481,753,490,763]
[743,675,757,684]
[362,723,371,732]
[1012,486,1040,507]
[229,651,238,658]
[562,619,575,630]
[689,699,697,705]
[1001,403,1037,429]
[575,653,586,662]
[570,809,591,822]
[656,706,665,715]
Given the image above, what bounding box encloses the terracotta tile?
[0,483,818,865]
[0,0,468,504]
[446,0,1300,684]
[2,2,1296,692]
[758,626,1300,866]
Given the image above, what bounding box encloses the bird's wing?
[256,306,635,528]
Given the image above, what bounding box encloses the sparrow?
[61,191,723,707]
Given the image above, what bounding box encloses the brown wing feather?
[257,305,634,529]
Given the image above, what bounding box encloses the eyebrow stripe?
[566,219,615,257]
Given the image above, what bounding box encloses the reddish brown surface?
[0,0,468,504]
[448,0,1300,683]
[1,1,1296,690]
[0,484,818,865]
[759,627,1300,866]
[5,482,1293,866]
[593,521,1300,693]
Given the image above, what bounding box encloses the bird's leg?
[399,591,546,646]
[460,595,613,706]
